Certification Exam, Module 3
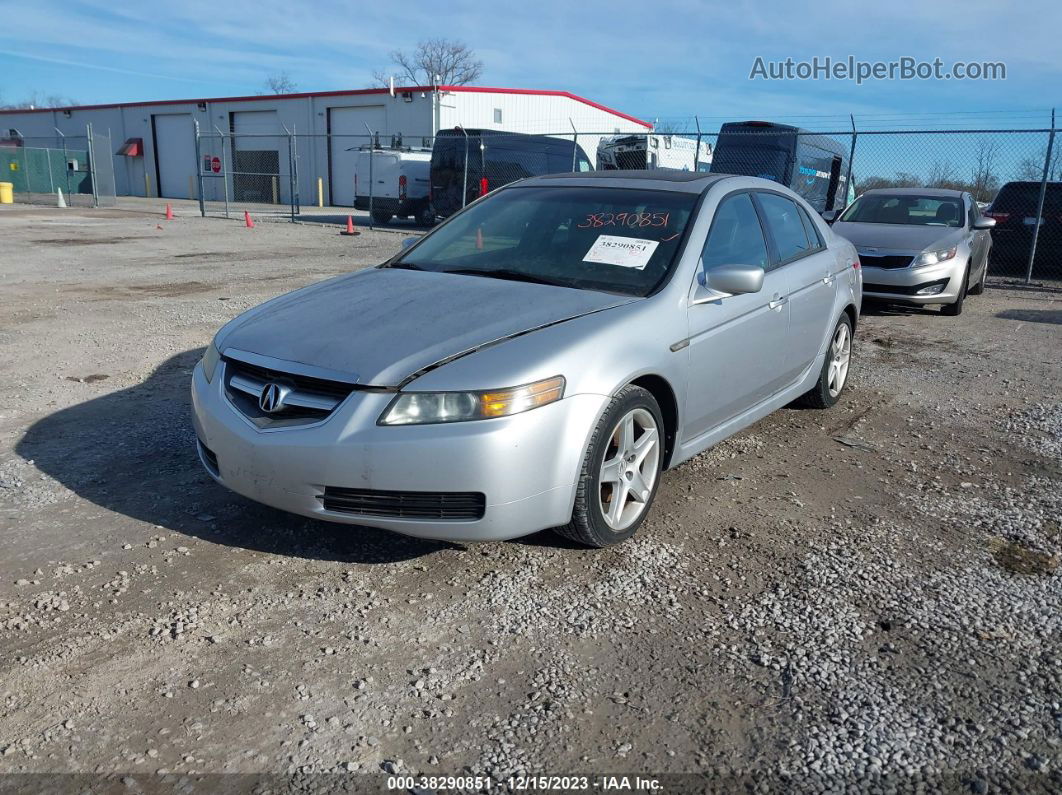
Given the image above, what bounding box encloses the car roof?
[517,170,735,194]
[860,187,967,198]
[997,180,1062,189]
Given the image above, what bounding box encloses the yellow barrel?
[0,182,12,204]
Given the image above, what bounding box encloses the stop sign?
[211,156,221,174]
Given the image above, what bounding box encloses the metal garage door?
[231,110,284,203]
[152,114,195,199]
[329,105,388,206]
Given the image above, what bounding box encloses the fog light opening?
[916,283,947,296]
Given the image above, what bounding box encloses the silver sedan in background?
[831,187,995,316]
[191,172,861,547]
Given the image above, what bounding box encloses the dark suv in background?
[985,181,1062,277]
[430,129,593,219]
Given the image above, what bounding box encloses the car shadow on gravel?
[996,308,1062,325]
[16,349,459,564]
[859,300,942,317]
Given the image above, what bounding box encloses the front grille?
[859,254,913,269]
[614,150,647,170]
[223,356,356,429]
[319,487,486,520]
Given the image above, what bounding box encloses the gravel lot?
[0,204,1059,792]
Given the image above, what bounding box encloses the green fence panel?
[0,147,91,195]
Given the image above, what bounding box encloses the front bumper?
[861,257,966,304]
[190,361,607,541]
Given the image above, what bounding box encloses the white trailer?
[597,134,713,172]
[351,147,434,225]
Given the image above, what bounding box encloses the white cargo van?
[351,147,434,225]
[597,134,713,172]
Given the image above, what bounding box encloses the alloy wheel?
[827,322,852,398]
[598,407,661,532]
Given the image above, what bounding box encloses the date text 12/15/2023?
[386,774,665,791]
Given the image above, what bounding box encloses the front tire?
[798,314,853,409]
[968,261,987,295]
[941,263,969,315]
[557,385,664,548]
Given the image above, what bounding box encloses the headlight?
[201,342,221,383]
[379,376,565,426]
[914,246,957,267]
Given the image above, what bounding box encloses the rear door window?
[756,193,812,265]
[798,205,825,250]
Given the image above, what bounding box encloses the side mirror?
[972,217,996,230]
[693,263,765,304]
[401,236,418,250]
[821,209,840,224]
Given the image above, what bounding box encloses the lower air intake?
[319,487,486,520]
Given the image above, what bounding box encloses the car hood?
[832,221,964,253]
[216,268,636,386]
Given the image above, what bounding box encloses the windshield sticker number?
[578,212,669,229]
[582,235,660,270]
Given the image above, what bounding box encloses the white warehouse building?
[0,85,650,206]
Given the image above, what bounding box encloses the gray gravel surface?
[0,204,1059,792]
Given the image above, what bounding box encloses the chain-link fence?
[9,117,1055,283]
[195,128,299,220]
[0,124,116,207]
[389,125,1058,283]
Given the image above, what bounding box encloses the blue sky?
[2,0,1060,132]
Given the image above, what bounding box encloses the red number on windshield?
[577,212,669,229]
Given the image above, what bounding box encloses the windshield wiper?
[442,268,569,287]
[382,261,426,270]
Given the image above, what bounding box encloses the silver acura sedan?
[191,172,861,547]
[831,187,995,315]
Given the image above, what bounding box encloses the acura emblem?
[259,382,288,413]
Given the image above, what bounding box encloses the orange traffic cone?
[341,215,358,236]
[244,211,254,229]
[165,203,174,220]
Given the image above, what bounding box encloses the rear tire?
[416,205,435,226]
[941,263,969,315]
[797,314,853,409]
[556,385,664,548]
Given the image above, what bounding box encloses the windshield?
[710,145,790,182]
[839,194,964,227]
[393,186,698,297]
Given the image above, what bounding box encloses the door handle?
[768,295,788,310]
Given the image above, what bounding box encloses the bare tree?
[969,139,1000,202]
[652,119,691,134]
[261,72,298,95]
[372,39,483,87]
[856,172,923,192]
[0,90,78,109]
[1017,146,1062,182]
[926,160,965,191]
[1017,156,1044,181]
